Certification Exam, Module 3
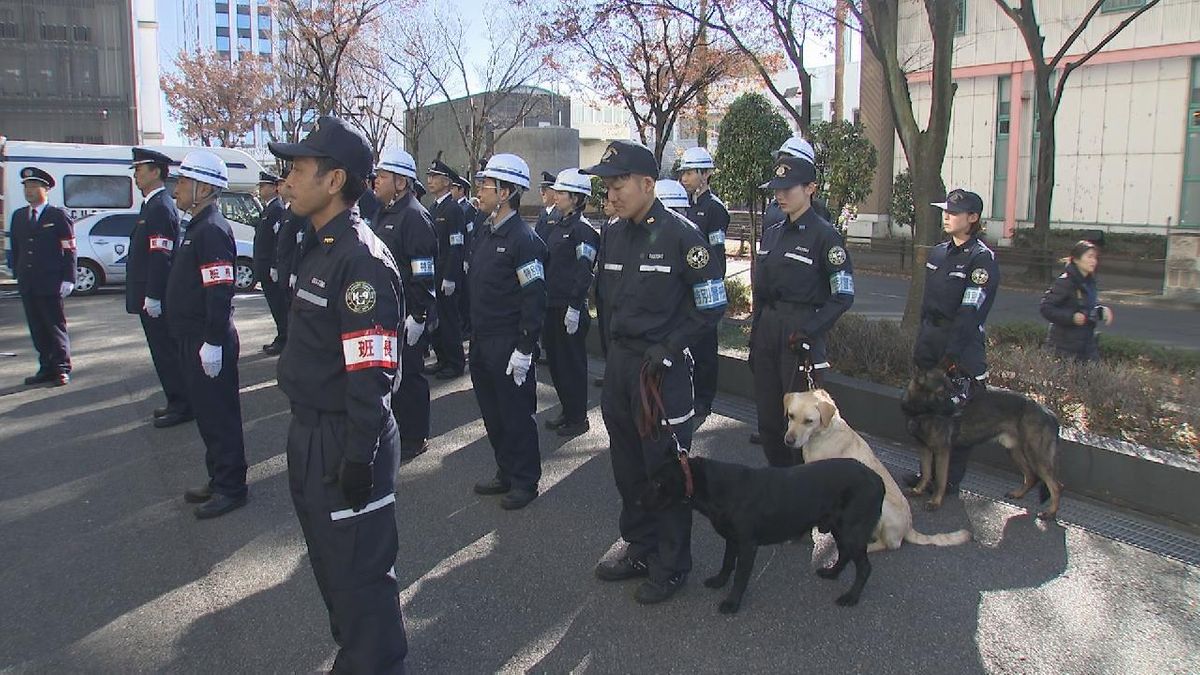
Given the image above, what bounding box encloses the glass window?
[0,9,19,39]
[216,12,228,28]
[63,176,133,209]
[257,40,271,55]
[236,13,250,29]
[237,28,250,38]
[72,51,98,95]
[216,35,230,51]
[1101,0,1146,13]
[72,25,89,42]
[216,2,228,12]
[237,36,250,52]
[257,12,271,28]
[90,214,138,237]
[216,26,229,37]
[956,0,966,35]
[220,192,261,225]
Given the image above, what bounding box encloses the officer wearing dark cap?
[357,177,383,225]
[425,158,467,379]
[273,171,307,298]
[751,154,855,467]
[450,174,478,338]
[254,171,289,355]
[269,115,408,673]
[373,148,439,462]
[584,140,726,605]
[904,188,1000,491]
[129,148,190,423]
[535,171,562,241]
[10,167,76,386]
[413,178,427,202]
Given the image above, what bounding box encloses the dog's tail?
[904,527,972,547]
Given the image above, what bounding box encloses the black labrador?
[641,451,885,614]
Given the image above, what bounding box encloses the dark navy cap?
[19,166,54,188]
[452,175,471,192]
[426,159,461,183]
[131,147,173,168]
[413,179,427,199]
[581,140,658,178]
[539,171,556,187]
[759,156,817,189]
[932,189,984,214]
[258,170,282,184]
[268,115,373,180]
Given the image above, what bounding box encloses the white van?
[2,138,267,284]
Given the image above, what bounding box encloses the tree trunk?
[799,69,813,132]
[1031,101,1057,283]
[902,155,946,330]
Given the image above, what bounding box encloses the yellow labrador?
[783,390,971,553]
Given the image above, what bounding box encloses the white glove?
[143,297,162,318]
[59,282,74,298]
[441,279,456,296]
[289,274,297,289]
[565,306,580,335]
[199,342,223,378]
[269,267,278,283]
[404,315,424,347]
[505,349,532,387]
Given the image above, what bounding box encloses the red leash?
[638,363,694,499]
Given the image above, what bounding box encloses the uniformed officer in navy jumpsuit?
[906,188,1000,489]
[254,171,289,354]
[451,174,477,337]
[763,137,832,235]
[372,148,440,462]
[541,168,601,438]
[592,198,620,389]
[677,147,730,427]
[10,167,75,386]
[752,154,855,467]
[274,172,307,296]
[166,150,249,519]
[129,148,190,424]
[534,171,562,241]
[425,159,467,379]
[467,153,548,511]
[585,140,726,605]
[270,116,409,673]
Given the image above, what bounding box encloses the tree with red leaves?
[160,50,277,147]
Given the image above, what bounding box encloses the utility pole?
[696,0,710,146]
[833,0,845,122]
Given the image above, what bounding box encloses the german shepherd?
[640,451,884,614]
[900,368,1062,518]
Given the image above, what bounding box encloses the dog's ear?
[817,400,835,428]
[783,392,797,413]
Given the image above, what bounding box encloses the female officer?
[542,168,601,438]
[751,153,855,467]
[1040,239,1113,362]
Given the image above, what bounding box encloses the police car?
[69,194,259,296]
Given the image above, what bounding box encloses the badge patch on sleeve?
[411,257,434,278]
[686,245,710,269]
[517,260,544,287]
[970,267,990,285]
[200,262,235,286]
[345,281,377,313]
[148,236,174,252]
[341,328,398,372]
[576,242,597,262]
[60,237,77,251]
[692,279,728,309]
[708,230,725,247]
[449,233,464,247]
[830,270,855,295]
[827,245,847,266]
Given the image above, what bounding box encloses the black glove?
[338,459,373,511]
[644,344,672,378]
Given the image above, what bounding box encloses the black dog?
[901,368,1062,518]
[641,451,885,613]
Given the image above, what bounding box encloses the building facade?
[894,0,1200,237]
[0,0,164,144]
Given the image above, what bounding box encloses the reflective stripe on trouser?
[601,344,694,584]
[432,291,464,372]
[750,306,828,468]
[690,325,719,410]
[285,413,407,675]
[21,292,71,374]
[394,335,430,443]
[542,305,590,423]
[468,335,542,491]
[140,313,190,412]
[178,331,247,498]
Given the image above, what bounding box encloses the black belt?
[290,403,346,427]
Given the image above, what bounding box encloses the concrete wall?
[493,126,580,208]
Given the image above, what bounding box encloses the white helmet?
[176,150,228,189]
[776,135,815,163]
[655,179,690,210]
[375,148,417,180]
[550,168,591,196]
[478,153,530,190]
[678,146,715,171]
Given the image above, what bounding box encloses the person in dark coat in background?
[1040,239,1113,362]
[254,171,289,355]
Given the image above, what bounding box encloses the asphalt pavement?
[1,290,1198,674]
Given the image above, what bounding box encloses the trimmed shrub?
[725,275,752,317]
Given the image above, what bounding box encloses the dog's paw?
[835,592,861,607]
[924,499,943,511]
[1004,488,1027,500]
[703,575,729,589]
[906,486,927,497]
[718,598,741,614]
[816,565,840,580]
[1036,509,1058,521]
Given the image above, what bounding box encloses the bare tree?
[992,0,1162,277]
[267,36,318,143]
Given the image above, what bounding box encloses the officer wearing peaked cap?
[254,170,289,355]
[764,136,832,230]
[270,116,408,673]
[10,166,76,387]
[425,158,467,379]
[166,150,250,518]
[584,140,726,605]
[129,147,190,424]
[450,173,478,337]
[535,170,562,241]
[372,148,440,462]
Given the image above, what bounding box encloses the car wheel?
[73,260,104,296]
[235,257,256,292]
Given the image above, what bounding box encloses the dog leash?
[638,363,694,500]
[786,332,815,392]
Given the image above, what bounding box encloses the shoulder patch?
[970,267,990,285]
[827,245,847,266]
[345,281,377,314]
[686,245,710,269]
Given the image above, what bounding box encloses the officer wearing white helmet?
[372,148,440,462]
[541,168,601,438]
[676,147,730,427]
[467,152,547,510]
[654,179,692,213]
[166,150,249,518]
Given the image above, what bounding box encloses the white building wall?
[133,0,165,143]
